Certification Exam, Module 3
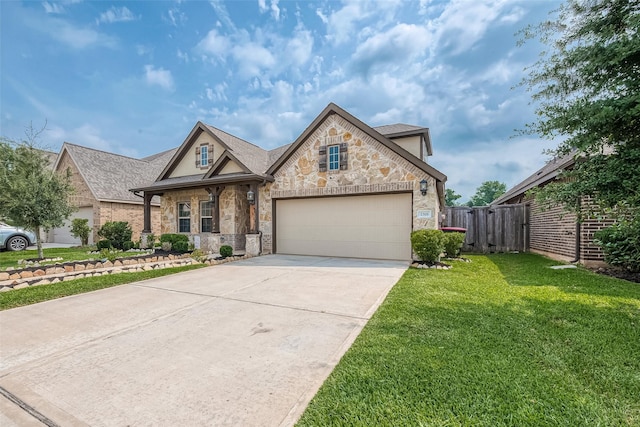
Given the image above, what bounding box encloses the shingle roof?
[492,152,576,205]
[374,123,426,135]
[57,143,176,205]
[205,125,272,174]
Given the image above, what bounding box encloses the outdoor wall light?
[247,189,255,205]
[208,192,214,202]
[420,179,428,196]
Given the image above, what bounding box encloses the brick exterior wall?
[528,198,611,265]
[529,200,578,261]
[98,202,161,242]
[56,150,161,244]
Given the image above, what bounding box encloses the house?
[50,143,176,244]
[492,153,612,266]
[132,103,446,261]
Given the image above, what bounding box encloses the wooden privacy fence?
[443,204,530,253]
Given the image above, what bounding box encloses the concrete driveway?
[0,254,407,426]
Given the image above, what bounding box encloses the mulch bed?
[588,267,640,284]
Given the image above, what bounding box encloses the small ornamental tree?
[411,229,445,263]
[0,123,74,258]
[70,218,91,246]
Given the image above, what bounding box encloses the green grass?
[297,253,640,426]
[0,264,204,310]
[0,247,152,270]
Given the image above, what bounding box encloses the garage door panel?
[276,194,412,260]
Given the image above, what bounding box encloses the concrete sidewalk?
[0,255,407,426]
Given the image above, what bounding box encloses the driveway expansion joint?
[0,385,60,427]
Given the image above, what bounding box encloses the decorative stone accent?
[245,234,261,256]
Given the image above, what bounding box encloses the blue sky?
[1,0,561,201]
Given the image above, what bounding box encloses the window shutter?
[339,143,348,170]
[208,145,214,164]
[195,146,201,167]
[318,145,327,172]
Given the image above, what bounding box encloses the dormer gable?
[204,150,252,177]
[157,122,232,181]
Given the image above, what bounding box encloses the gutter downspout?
[570,198,581,263]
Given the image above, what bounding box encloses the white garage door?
[52,207,94,245]
[276,193,412,260]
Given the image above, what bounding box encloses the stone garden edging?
[0,253,252,292]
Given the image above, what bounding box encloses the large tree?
[467,181,507,207]
[445,188,462,206]
[0,124,74,258]
[521,0,640,218]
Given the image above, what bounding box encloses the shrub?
[97,221,132,250]
[160,234,189,246]
[172,240,189,253]
[411,229,445,263]
[146,233,156,248]
[191,249,206,263]
[161,241,172,252]
[594,218,640,272]
[70,218,91,246]
[122,241,134,251]
[97,239,112,250]
[99,248,119,262]
[220,245,233,258]
[443,232,466,258]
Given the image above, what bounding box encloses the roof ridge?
[205,124,268,153]
[63,142,149,163]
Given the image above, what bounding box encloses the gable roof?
[492,152,576,205]
[373,124,433,156]
[135,103,446,204]
[266,103,445,183]
[55,143,176,205]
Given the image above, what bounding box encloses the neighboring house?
[132,103,447,261]
[50,143,176,245]
[493,153,612,266]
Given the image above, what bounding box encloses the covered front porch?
[134,175,270,255]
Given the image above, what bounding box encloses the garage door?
[52,207,94,245]
[276,193,412,260]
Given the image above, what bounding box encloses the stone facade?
[160,186,250,252]
[258,113,440,254]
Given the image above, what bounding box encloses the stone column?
[245,233,261,256]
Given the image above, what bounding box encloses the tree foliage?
[445,188,462,206]
[0,124,74,258]
[521,0,640,218]
[70,218,91,247]
[467,181,507,207]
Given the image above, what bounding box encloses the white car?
[0,222,37,251]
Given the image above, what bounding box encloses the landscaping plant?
[410,229,444,263]
[97,221,133,250]
[70,218,91,246]
[219,245,233,258]
[594,217,640,272]
[443,232,466,258]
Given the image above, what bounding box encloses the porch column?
[142,193,153,233]
[248,183,259,234]
[207,186,224,233]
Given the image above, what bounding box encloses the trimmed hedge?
[443,232,466,258]
[411,229,445,263]
[220,245,233,258]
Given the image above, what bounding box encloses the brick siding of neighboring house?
[528,198,612,265]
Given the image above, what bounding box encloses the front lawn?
[0,247,150,270]
[0,264,204,310]
[297,253,640,426]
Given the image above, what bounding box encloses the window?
[328,144,340,171]
[200,201,213,233]
[178,202,191,233]
[200,145,208,166]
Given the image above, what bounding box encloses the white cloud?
[165,7,187,27]
[97,6,138,24]
[320,0,403,45]
[48,18,116,49]
[196,29,230,58]
[351,23,431,75]
[258,0,280,21]
[144,65,175,91]
[42,2,65,14]
[231,42,276,78]
[209,0,236,31]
